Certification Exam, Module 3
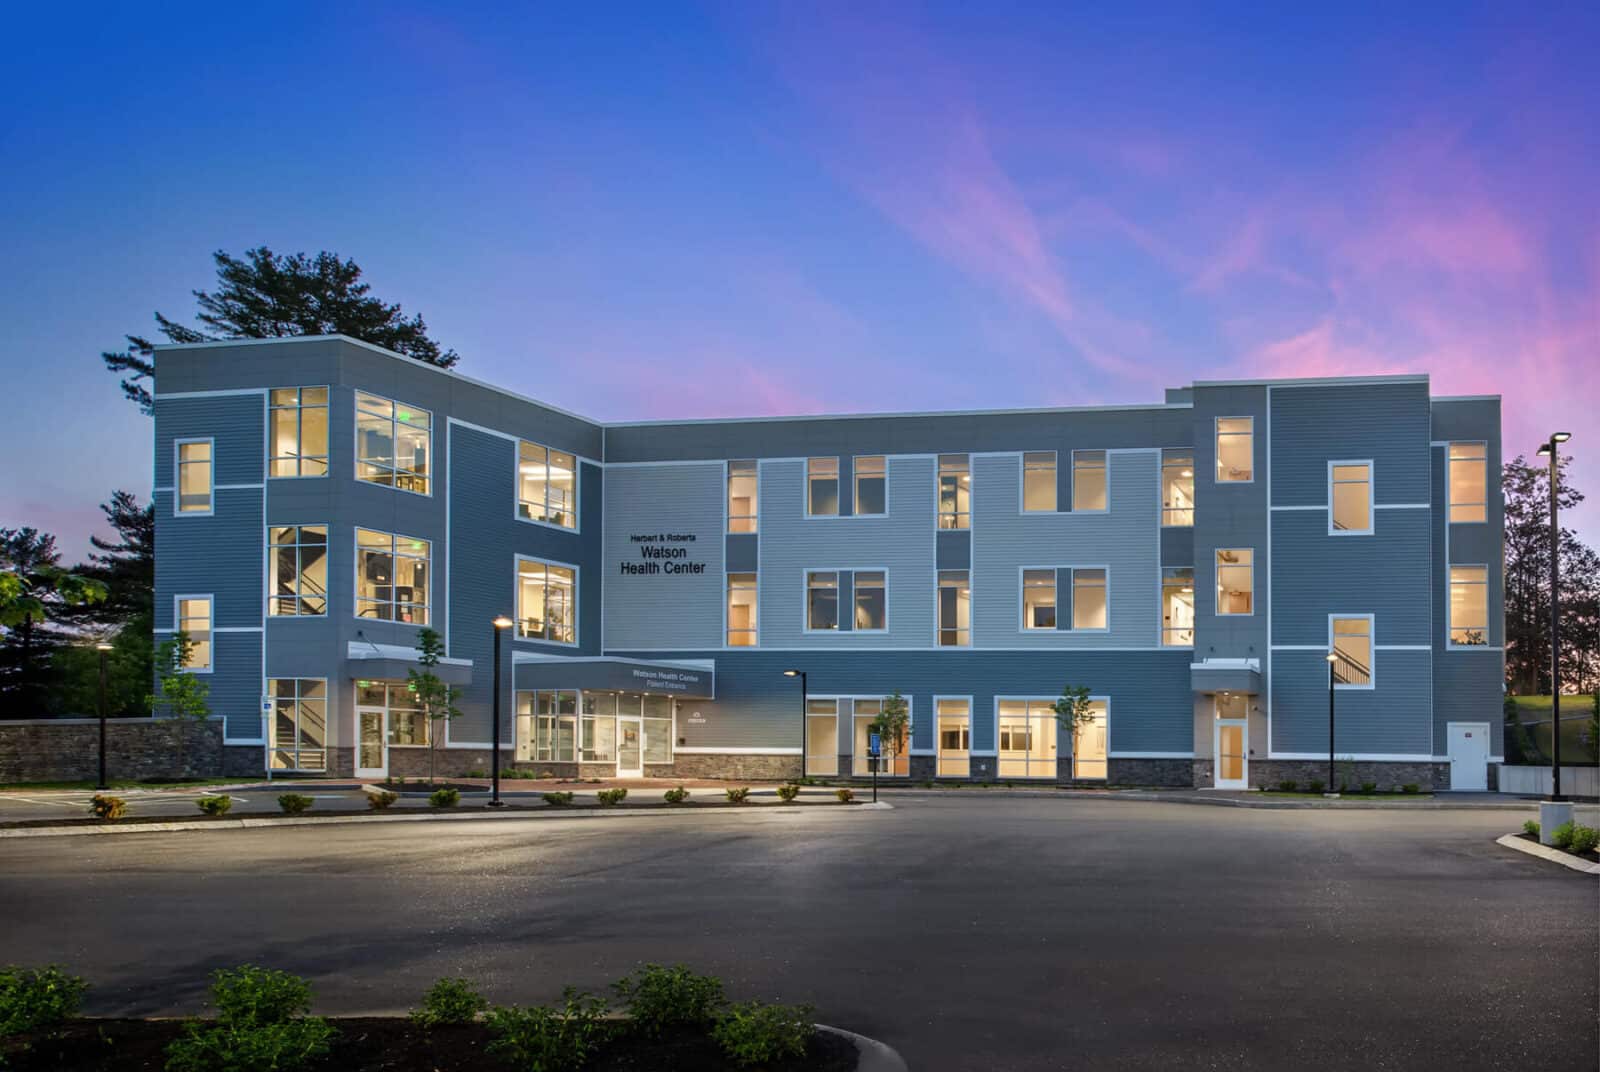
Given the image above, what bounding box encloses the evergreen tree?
[0,529,104,716]
[53,492,156,716]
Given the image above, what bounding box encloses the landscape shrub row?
[1272,780,1421,795]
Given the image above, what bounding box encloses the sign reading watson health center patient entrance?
[620,532,707,575]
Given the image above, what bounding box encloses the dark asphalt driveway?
[1,796,1594,1071]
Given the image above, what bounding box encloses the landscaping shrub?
[411,977,487,1028]
[835,788,855,803]
[1360,781,1377,794]
[663,786,689,805]
[1569,825,1600,855]
[429,787,461,809]
[1401,783,1420,795]
[542,791,574,807]
[775,784,801,803]
[0,965,88,1040]
[367,790,398,810]
[465,768,486,779]
[486,988,609,1072]
[88,793,126,820]
[1277,780,1298,793]
[166,965,334,1072]
[277,793,313,816]
[1307,780,1325,794]
[196,795,233,817]
[597,788,628,806]
[712,1001,815,1068]
[1523,819,1540,838]
[725,787,750,804]
[612,964,723,1036]
[1550,820,1576,851]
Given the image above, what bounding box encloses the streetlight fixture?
[95,642,113,790]
[1535,432,1571,803]
[490,616,514,807]
[783,669,806,782]
[1325,651,1338,796]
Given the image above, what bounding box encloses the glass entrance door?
[355,706,387,779]
[1214,694,1248,789]
[617,716,642,778]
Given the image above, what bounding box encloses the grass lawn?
[0,776,263,792]
[1508,695,1600,764]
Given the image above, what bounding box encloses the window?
[938,454,970,529]
[1330,462,1372,534]
[938,570,971,647]
[1073,701,1108,780]
[998,699,1056,778]
[269,525,328,616]
[581,692,616,762]
[1331,616,1373,687]
[355,529,430,624]
[517,558,576,643]
[643,694,673,765]
[175,596,212,671]
[854,456,886,515]
[357,681,428,746]
[937,698,971,777]
[268,387,329,477]
[806,571,839,630]
[807,457,840,516]
[268,678,326,772]
[1162,449,1194,526]
[517,690,577,762]
[1215,549,1253,615]
[1072,568,1107,629]
[1215,417,1253,482]
[518,441,577,528]
[852,698,909,776]
[1450,566,1489,645]
[727,572,758,647]
[854,571,886,631]
[175,439,213,514]
[806,698,838,776]
[1448,442,1488,523]
[1161,567,1195,647]
[1072,450,1107,511]
[1023,452,1057,511]
[728,460,757,533]
[356,392,431,494]
[1022,569,1057,630]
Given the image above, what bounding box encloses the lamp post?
[1535,432,1572,802]
[1325,651,1338,795]
[95,642,113,790]
[490,616,514,807]
[783,669,807,782]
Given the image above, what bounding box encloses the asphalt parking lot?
[1,795,1594,1070]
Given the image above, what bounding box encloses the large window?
[357,681,429,746]
[727,572,758,647]
[806,571,839,630]
[1448,442,1487,523]
[1162,449,1195,526]
[1072,450,1107,511]
[517,558,576,643]
[851,698,908,776]
[1023,452,1057,512]
[175,596,212,671]
[854,571,886,631]
[1215,417,1253,482]
[518,441,577,528]
[175,439,213,514]
[937,699,971,777]
[1073,701,1108,780]
[269,525,328,616]
[1215,549,1253,615]
[1022,569,1057,630]
[807,457,840,516]
[1450,566,1489,646]
[1330,462,1373,534]
[938,454,970,529]
[517,690,578,762]
[1331,616,1373,687]
[998,699,1056,778]
[268,678,326,772]
[806,698,838,776]
[355,529,430,624]
[356,392,431,494]
[1161,567,1195,646]
[1072,568,1107,630]
[268,387,329,477]
[728,460,757,533]
[854,456,886,515]
[643,694,673,765]
[581,692,616,762]
[938,570,970,647]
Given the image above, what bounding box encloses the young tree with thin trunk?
[408,628,463,786]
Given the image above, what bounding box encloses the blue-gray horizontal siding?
[1432,651,1504,755]
[1268,382,1431,507]
[203,633,264,740]
[1270,508,1431,645]
[603,463,727,651]
[154,393,264,488]
[1271,649,1432,755]
[154,488,263,629]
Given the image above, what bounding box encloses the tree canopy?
[1503,455,1599,694]
[104,247,460,412]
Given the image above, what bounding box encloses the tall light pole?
[1535,432,1571,802]
[1325,651,1337,795]
[490,616,514,807]
[95,642,113,790]
[783,669,807,781]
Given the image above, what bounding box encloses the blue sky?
[2,2,1595,558]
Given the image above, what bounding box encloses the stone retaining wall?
[0,718,225,782]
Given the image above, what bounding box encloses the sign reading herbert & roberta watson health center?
[620,533,707,576]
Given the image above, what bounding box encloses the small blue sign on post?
[868,732,881,758]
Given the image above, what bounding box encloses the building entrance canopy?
[513,655,714,699]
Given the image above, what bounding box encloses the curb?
[893,788,1547,811]
[1494,833,1600,875]
[818,1024,909,1072]
[0,800,891,839]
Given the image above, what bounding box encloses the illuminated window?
[938,454,970,529]
[269,525,328,616]
[1162,449,1194,526]
[1022,569,1056,630]
[175,439,212,514]
[727,572,758,647]
[1023,452,1057,512]
[1215,417,1253,482]
[937,698,971,777]
[517,690,577,763]
[807,458,840,516]
[1072,450,1107,510]
[269,678,326,772]
[1331,616,1373,687]
[806,571,839,630]
[1216,548,1253,615]
[997,699,1056,778]
[1073,701,1108,780]
[852,698,909,776]
[1448,442,1487,523]
[175,596,212,671]
[516,558,576,643]
[268,387,329,477]
[356,392,431,494]
[1450,566,1489,646]
[806,698,839,776]
[854,571,886,631]
[938,570,970,647]
[728,460,757,533]
[518,441,577,528]
[854,456,886,515]
[355,529,430,624]
[1072,568,1107,629]
[581,692,616,762]
[1330,462,1372,534]
[1162,567,1194,647]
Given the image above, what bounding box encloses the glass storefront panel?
[998,699,1056,778]
[936,698,970,777]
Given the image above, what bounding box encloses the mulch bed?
[376,781,491,794]
[4,1018,856,1071]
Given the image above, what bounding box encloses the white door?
[616,716,643,778]
[355,706,387,779]
[1446,722,1488,791]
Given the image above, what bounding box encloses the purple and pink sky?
[2,2,1596,558]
